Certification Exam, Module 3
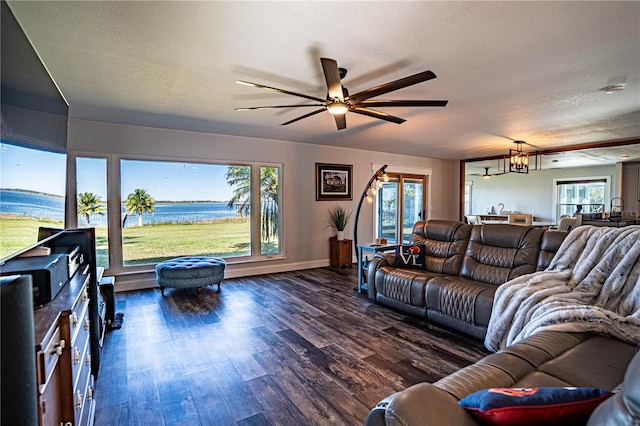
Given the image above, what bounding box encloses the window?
[464,181,473,216]
[118,159,281,267]
[555,177,608,219]
[377,172,428,244]
[76,157,109,268]
[260,166,280,255]
[0,143,66,258]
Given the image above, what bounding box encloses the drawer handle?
[73,347,80,365]
[76,390,83,409]
[88,387,94,400]
[83,289,89,301]
[52,339,66,356]
[72,312,79,327]
[85,353,91,366]
[84,318,91,330]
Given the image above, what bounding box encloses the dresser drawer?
[68,287,90,347]
[37,326,64,392]
[74,372,95,426]
[72,328,91,392]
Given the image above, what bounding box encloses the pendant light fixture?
[509,141,529,174]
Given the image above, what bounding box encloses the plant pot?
[336,230,345,241]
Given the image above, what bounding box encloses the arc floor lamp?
[352,164,388,248]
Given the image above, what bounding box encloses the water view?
[0,189,240,227]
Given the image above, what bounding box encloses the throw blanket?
[485,225,640,352]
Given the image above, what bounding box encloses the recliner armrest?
[365,383,478,426]
[367,253,396,300]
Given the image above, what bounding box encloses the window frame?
[68,151,284,275]
[371,164,431,245]
[552,175,610,221]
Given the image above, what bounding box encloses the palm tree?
[225,166,251,216]
[77,192,105,226]
[260,167,279,241]
[125,188,155,227]
[225,166,279,241]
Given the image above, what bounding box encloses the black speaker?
[99,277,116,326]
[1,275,38,426]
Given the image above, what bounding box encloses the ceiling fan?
[471,167,508,179]
[235,57,448,130]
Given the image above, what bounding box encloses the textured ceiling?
[6,1,640,162]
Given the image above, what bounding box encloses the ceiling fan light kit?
[235,57,448,130]
[327,101,349,115]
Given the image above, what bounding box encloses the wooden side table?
[329,237,352,269]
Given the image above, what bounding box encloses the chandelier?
[509,141,529,174]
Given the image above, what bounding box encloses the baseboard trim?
[113,259,334,292]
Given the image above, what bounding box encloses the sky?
[0,143,67,196]
[119,159,235,202]
[1,143,236,201]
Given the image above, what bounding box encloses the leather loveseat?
[367,220,567,339]
[365,330,639,426]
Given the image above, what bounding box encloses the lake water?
[0,190,239,227]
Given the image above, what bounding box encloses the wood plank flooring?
[94,267,490,425]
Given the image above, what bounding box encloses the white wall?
[467,164,616,222]
[68,118,459,289]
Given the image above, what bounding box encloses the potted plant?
[327,205,352,240]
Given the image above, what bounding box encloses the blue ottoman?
[155,256,226,296]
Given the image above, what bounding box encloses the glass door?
[402,178,424,243]
[377,173,427,244]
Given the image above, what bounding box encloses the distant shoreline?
[0,188,64,199]
[0,188,230,204]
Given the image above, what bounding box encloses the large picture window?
[118,159,281,267]
[0,143,66,258]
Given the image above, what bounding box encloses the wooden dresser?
[35,265,95,426]
[1,228,102,426]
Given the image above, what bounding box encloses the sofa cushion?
[374,266,439,307]
[587,349,640,426]
[459,386,613,426]
[460,225,544,285]
[411,220,472,275]
[393,244,426,269]
[426,276,496,327]
[537,230,568,271]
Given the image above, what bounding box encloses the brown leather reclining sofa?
[365,330,639,426]
[367,220,567,339]
[365,220,639,425]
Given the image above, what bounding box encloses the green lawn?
[122,217,251,265]
[1,216,255,265]
[0,216,65,258]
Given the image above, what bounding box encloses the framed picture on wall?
[316,163,353,201]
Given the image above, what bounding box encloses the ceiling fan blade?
[320,57,344,102]
[355,100,448,108]
[348,70,437,103]
[235,104,325,111]
[350,107,406,124]
[333,114,346,130]
[280,108,326,126]
[236,80,326,103]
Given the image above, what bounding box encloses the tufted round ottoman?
[155,256,226,296]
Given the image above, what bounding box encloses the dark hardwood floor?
[94,267,490,425]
